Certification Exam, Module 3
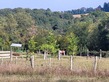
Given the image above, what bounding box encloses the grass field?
[0,55,109,82]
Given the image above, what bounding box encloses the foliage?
[28,37,37,52]
[40,44,57,54]
[66,2,109,14]
[37,31,57,54]
[0,7,109,56]
[66,32,79,55]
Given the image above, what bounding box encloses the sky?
[0,0,109,11]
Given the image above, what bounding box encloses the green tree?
[70,22,89,52]
[97,19,109,50]
[14,11,35,45]
[66,32,79,55]
[35,30,57,54]
[28,36,37,52]
[40,44,57,54]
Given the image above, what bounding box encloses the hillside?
[0,8,109,56]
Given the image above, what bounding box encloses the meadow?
[0,54,109,82]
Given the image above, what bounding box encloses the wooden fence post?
[93,56,98,73]
[15,56,18,64]
[30,55,34,69]
[1,58,3,65]
[58,50,61,60]
[10,47,12,61]
[44,51,47,60]
[70,55,73,71]
[87,49,89,59]
[100,49,102,59]
[49,57,51,67]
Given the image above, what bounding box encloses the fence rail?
[0,51,10,58]
[0,51,109,73]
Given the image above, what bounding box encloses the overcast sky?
[0,0,109,11]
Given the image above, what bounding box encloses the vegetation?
[1,2,109,56]
[1,2,109,82]
[0,56,109,82]
[66,2,109,14]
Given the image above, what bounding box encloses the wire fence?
[0,54,109,73]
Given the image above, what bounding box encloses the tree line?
[0,7,109,56]
[66,2,109,14]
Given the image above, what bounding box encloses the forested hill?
[0,7,109,55]
[65,2,109,14]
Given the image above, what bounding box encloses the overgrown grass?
[0,56,109,82]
